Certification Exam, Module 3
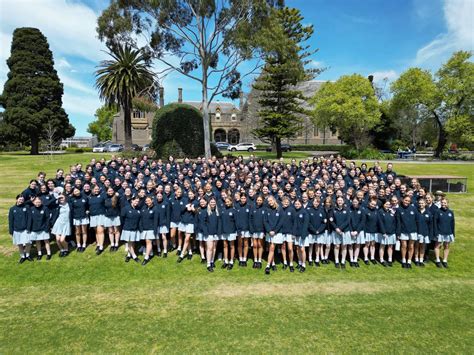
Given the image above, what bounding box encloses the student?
[349,197,364,267]
[177,190,198,262]
[377,200,396,266]
[293,199,309,272]
[415,198,433,266]
[396,195,418,268]
[155,192,170,257]
[70,188,89,252]
[140,196,159,265]
[433,198,455,268]
[104,187,121,251]
[88,185,106,255]
[9,195,33,263]
[205,198,221,272]
[264,196,283,275]
[235,194,251,267]
[321,196,333,264]
[121,197,142,263]
[280,197,296,270]
[169,188,185,254]
[195,198,209,263]
[220,197,237,270]
[363,198,379,265]
[307,197,326,267]
[50,194,72,257]
[28,196,52,260]
[330,196,351,268]
[249,195,266,269]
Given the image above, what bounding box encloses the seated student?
[50,194,72,257]
[70,188,89,252]
[377,200,397,267]
[396,195,418,268]
[9,195,33,263]
[330,196,351,269]
[220,197,238,270]
[250,195,266,269]
[415,198,433,266]
[264,196,283,275]
[28,196,52,260]
[140,196,159,265]
[121,197,142,263]
[104,187,121,252]
[433,198,455,268]
[293,199,309,273]
[307,197,326,267]
[349,197,364,268]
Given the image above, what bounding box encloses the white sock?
[402,258,406,263]
[224,259,228,264]
[302,262,306,268]
[407,260,412,264]
[380,258,384,263]
[188,250,192,255]
[436,257,440,262]
[229,260,234,264]
[207,262,211,267]
[388,257,392,262]
[289,262,293,267]
[38,251,42,255]
[82,243,87,248]
[335,258,339,263]
[25,253,30,257]
[443,259,447,263]
[415,257,419,262]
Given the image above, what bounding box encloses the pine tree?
[0,28,75,154]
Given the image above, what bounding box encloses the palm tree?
[95,44,156,149]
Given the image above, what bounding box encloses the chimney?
[239,91,244,110]
[178,88,183,103]
[368,75,374,88]
[159,87,164,107]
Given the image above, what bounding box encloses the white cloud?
[309,60,325,68]
[414,0,474,67]
[58,71,96,95]
[57,57,72,69]
[63,93,100,117]
[371,70,398,83]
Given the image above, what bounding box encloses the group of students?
[9,154,456,274]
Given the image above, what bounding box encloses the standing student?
[321,197,333,264]
[205,198,221,272]
[307,197,326,267]
[169,188,185,254]
[264,196,283,275]
[140,196,159,265]
[28,196,52,260]
[9,195,33,263]
[104,187,121,251]
[51,194,72,257]
[235,194,251,267]
[121,197,142,263]
[330,196,351,268]
[195,198,209,263]
[220,197,237,270]
[155,192,170,257]
[249,195,266,269]
[280,197,296,270]
[177,190,198,262]
[377,200,397,266]
[415,198,433,266]
[88,185,106,255]
[349,198,364,267]
[396,195,418,268]
[294,199,309,272]
[363,198,379,265]
[70,188,88,252]
[433,198,455,268]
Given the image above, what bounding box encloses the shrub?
[161,140,185,158]
[341,147,395,160]
[65,147,93,153]
[440,152,474,161]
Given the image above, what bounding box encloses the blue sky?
[0,0,472,136]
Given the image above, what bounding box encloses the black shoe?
[406,263,412,269]
[163,252,167,258]
[26,256,33,262]
[201,258,206,264]
[296,264,301,270]
[419,261,425,267]
[341,263,346,269]
[325,259,331,265]
[133,257,140,263]
[282,264,288,270]
[207,266,214,272]
[265,267,270,275]
[290,266,295,272]
[211,262,215,268]
[19,257,26,264]
[380,261,387,267]
[387,261,393,267]
[309,261,313,266]
[227,263,234,270]
[96,248,103,255]
[187,254,192,260]
[252,262,257,268]
[335,262,340,268]
[221,263,228,269]
[355,262,360,268]
[401,262,406,268]
[315,261,320,267]
[370,259,377,265]
[59,251,64,258]
[435,261,442,268]
[364,260,369,265]
[257,262,262,269]
[125,255,131,262]
[243,261,247,267]
[157,251,162,257]
[442,261,448,268]
[414,261,420,266]
[142,258,150,266]
[300,266,306,273]
[109,246,114,252]
[271,265,277,271]
[77,247,82,253]
[46,254,52,260]
[177,256,184,263]
[37,254,43,261]
[238,261,243,267]
[176,249,181,256]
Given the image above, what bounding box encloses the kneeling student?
[9,195,33,263]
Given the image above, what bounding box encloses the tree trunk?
[202,76,211,158]
[123,102,132,151]
[276,137,282,159]
[433,111,447,158]
[30,134,39,155]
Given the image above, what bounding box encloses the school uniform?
[51,203,72,236]
[156,200,170,234]
[433,207,455,243]
[416,209,433,244]
[140,205,159,240]
[280,205,296,243]
[9,203,30,245]
[349,205,365,244]
[264,207,284,244]
[70,195,89,225]
[235,203,251,238]
[104,195,121,227]
[294,207,310,247]
[363,207,379,243]
[88,193,106,227]
[249,204,266,239]
[220,205,237,241]
[120,205,142,242]
[330,207,351,245]
[377,208,396,245]
[324,208,334,245]
[195,208,208,241]
[28,205,50,240]
[205,209,221,241]
[396,204,418,240]
[169,197,186,229]
[179,198,198,234]
[307,206,326,244]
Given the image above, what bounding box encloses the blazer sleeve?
[377,210,386,235]
[8,207,14,235]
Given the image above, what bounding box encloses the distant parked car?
[107,144,123,152]
[227,142,256,152]
[266,143,292,152]
[92,143,106,153]
[215,142,230,150]
[131,144,141,151]
[142,144,150,152]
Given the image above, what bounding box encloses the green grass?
[0,153,473,353]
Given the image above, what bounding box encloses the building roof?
[182,101,240,114]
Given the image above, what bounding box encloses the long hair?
[207,198,220,216]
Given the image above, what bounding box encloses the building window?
[231,113,237,121]
[228,129,240,144]
[215,112,221,120]
[214,129,226,142]
[133,110,145,118]
[313,126,319,137]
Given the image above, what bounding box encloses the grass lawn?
[0,153,473,353]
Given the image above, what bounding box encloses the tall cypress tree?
[0,28,75,154]
[252,7,319,158]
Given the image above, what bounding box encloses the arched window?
[214,129,226,143]
[215,108,221,120]
[228,129,240,144]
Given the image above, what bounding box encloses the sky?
[0,0,473,136]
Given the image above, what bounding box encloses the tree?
[391,51,474,157]
[95,44,157,150]
[0,28,75,155]
[97,0,282,158]
[87,105,119,142]
[252,7,319,158]
[310,74,381,150]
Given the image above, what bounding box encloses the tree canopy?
[0,27,75,154]
[87,105,118,142]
